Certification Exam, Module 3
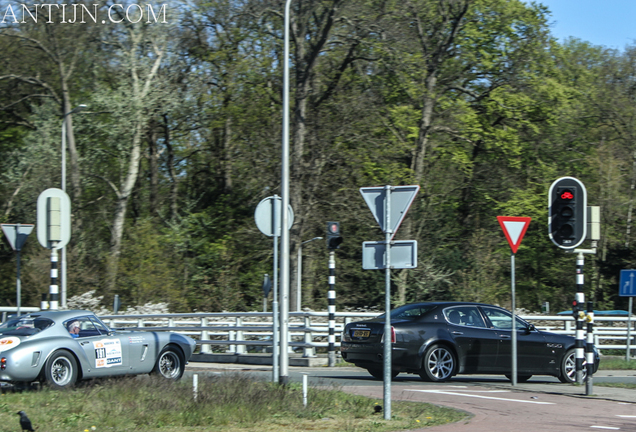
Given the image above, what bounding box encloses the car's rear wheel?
[419,344,455,382]
[152,345,185,380]
[505,374,532,383]
[558,348,587,383]
[44,350,78,389]
[366,367,399,380]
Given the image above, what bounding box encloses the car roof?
[401,302,504,308]
[17,310,95,321]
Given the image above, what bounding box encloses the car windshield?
[383,304,436,320]
[0,316,54,336]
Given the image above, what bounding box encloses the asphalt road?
[185,362,636,431]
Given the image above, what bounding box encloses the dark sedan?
[340,302,599,383]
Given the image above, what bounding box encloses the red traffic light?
[328,223,339,234]
[561,191,574,200]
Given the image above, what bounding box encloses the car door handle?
[500,335,511,339]
[80,341,90,346]
[451,331,463,335]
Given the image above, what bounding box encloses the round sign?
[254,196,294,237]
[0,337,20,352]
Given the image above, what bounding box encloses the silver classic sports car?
[0,310,197,388]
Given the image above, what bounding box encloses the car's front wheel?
[558,348,587,383]
[43,350,78,389]
[419,344,455,382]
[151,346,185,380]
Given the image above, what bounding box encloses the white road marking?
[590,426,620,430]
[408,389,554,404]
[616,415,636,418]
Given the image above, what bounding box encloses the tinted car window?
[444,306,486,328]
[481,307,528,329]
[387,304,436,320]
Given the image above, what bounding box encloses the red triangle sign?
[497,216,531,254]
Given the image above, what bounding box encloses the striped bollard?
[585,301,594,395]
[328,251,336,367]
[49,247,59,310]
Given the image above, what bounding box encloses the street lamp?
[61,104,87,308]
[296,237,322,311]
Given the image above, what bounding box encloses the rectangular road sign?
[620,270,636,297]
[362,240,418,270]
[360,185,419,241]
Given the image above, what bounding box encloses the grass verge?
[0,374,466,432]
[599,357,636,370]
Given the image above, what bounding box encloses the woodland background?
[0,0,634,314]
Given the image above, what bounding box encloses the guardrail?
[97,311,636,356]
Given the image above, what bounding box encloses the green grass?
[595,382,636,390]
[599,357,636,370]
[0,374,466,432]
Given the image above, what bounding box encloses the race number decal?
[0,337,20,352]
[93,339,122,368]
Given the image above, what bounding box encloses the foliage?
[0,0,633,314]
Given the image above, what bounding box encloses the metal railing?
[97,311,636,356]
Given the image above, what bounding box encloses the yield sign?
[360,185,419,240]
[497,216,531,254]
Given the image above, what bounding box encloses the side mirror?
[525,324,535,334]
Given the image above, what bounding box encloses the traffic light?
[548,177,587,249]
[326,222,343,250]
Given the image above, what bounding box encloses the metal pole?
[280,0,293,386]
[272,198,280,383]
[16,250,21,317]
[511,253,517,386]
[61,120,67,308]
[586,301,594,395]
[383,185,392,420]
[575,252,585,385]
[328,251,336,367]
[627,297,633,361]
[297,243,302,312]
[15,224,21,317]
[60,104,86,309]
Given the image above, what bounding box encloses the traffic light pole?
[571,246,597,394]
[574,252,585,385]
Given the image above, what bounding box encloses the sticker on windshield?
[93,339,122,368]
[0,337,20,352]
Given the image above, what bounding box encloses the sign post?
[619,269,636,361]
[1,223,34,317]
[37,188,71,311]
[360,185,419,420]
[497,216,531,386]
[254,195,294,383]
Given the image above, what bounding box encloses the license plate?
[353,330,370,338]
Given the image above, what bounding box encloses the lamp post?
[296,237,322,311]
[279,0,293,386]
[61,104,87,308]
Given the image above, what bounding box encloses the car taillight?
[381,327,396,343]
[342,330,351,342]
[1,357,6,370]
